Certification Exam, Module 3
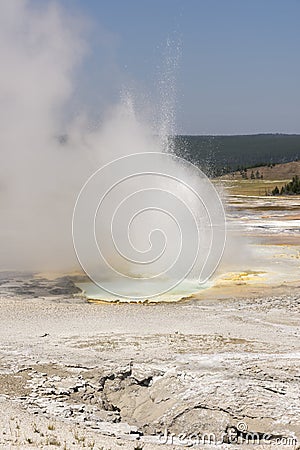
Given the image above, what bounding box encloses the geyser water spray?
[72,39,226,301]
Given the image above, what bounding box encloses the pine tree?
[274,175,300,195]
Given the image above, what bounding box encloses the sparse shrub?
[74,430,85,443]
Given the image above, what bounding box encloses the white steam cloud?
[0,1,169,273]
[0,1,87,270]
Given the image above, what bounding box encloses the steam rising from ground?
[0,1,229,299]
[0,1,85,270]
[0,1,161,272]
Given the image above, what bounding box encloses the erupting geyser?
[0,1,226,301]
[71,39,226,302]
[72,41,225,301]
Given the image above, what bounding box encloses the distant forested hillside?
[173,134,300,176]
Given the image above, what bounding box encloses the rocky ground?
[0,274,299,449]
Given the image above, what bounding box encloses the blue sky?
[60,0,300,135]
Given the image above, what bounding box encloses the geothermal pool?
[76,278,212,303]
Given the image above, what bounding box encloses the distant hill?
[173,134,300,176]
[220,160,300,181]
